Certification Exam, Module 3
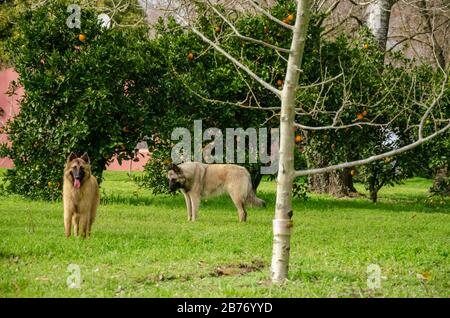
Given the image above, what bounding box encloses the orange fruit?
[187,52,194,61]
[357,113,364,120]
[363,43,368,49]
[282,18,289,24]
[214,26,221,33]
[287,14,294,22]
[277,79,284,87]
[350,169,357,176]
[79,34,86,42]
[295,135,302,143]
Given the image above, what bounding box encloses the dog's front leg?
[72,213,80,237]
[182,190,192,221]
[190,194,200,221]
[64,210,72,238]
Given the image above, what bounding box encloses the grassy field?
[0,169,449,297]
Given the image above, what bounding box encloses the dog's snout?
[72,166,85,181]
[168,179,180,192]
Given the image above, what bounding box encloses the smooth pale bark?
[271,0,312,283]
[366,0,395,51]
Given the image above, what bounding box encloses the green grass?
[0,169,449,297]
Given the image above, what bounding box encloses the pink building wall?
[0,68,149,171]
[0,68,22,169]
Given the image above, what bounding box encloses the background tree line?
[0,0,448,201]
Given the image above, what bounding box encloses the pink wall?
[107,151,150,172]
[0,68,149,171]
[0,68,23,168]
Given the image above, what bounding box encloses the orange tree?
[0,1,168,199]
[136,1,445,198]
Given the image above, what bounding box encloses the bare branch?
[295,121,450,177]
[246,0,294,30]
[172,67,280,111]
[185,22,282,97]
[205,1,291,53]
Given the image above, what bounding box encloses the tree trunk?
[308,168,358,197]
[370,186,379,203]
[343,168,357,193]
[432,165,449,194]
[365,0,395,51]
[271,0,312,283]
[251,171,263,191]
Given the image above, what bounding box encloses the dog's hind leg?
[228,188,247,222]
[230,193,247,222]
[88,207,97,237]
[182,191,193,221]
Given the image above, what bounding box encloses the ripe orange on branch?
[357,113,364,120]
[187,52,194,61]
[79,34,86,42]
[287,14,294,22]
[295,135,302,143]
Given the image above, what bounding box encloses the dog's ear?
[80,152,90,164]
[67,152,77,163]
[166,163,181,173]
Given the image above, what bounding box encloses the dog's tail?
[246,181,266,208]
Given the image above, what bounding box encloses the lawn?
[0,169,449,297]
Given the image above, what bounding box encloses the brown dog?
[167,162,265,222]
[63,153,99,237]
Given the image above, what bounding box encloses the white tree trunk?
[366,0,395,51]
[271,0,312,283]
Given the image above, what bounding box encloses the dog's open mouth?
[74,179,81,189]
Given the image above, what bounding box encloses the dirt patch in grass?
[212,260,266,277]
[134,260,266,286]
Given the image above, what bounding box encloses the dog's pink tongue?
[74,179,81,189]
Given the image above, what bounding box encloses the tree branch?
[246,0,294,30]
[186,23,282,98]
[206,1,291,53]
[294,121,450,177]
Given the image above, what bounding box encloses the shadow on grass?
[289,268,359,284]
[101,187,448,214]
[296,195,450,214]
[100,191,276,208]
